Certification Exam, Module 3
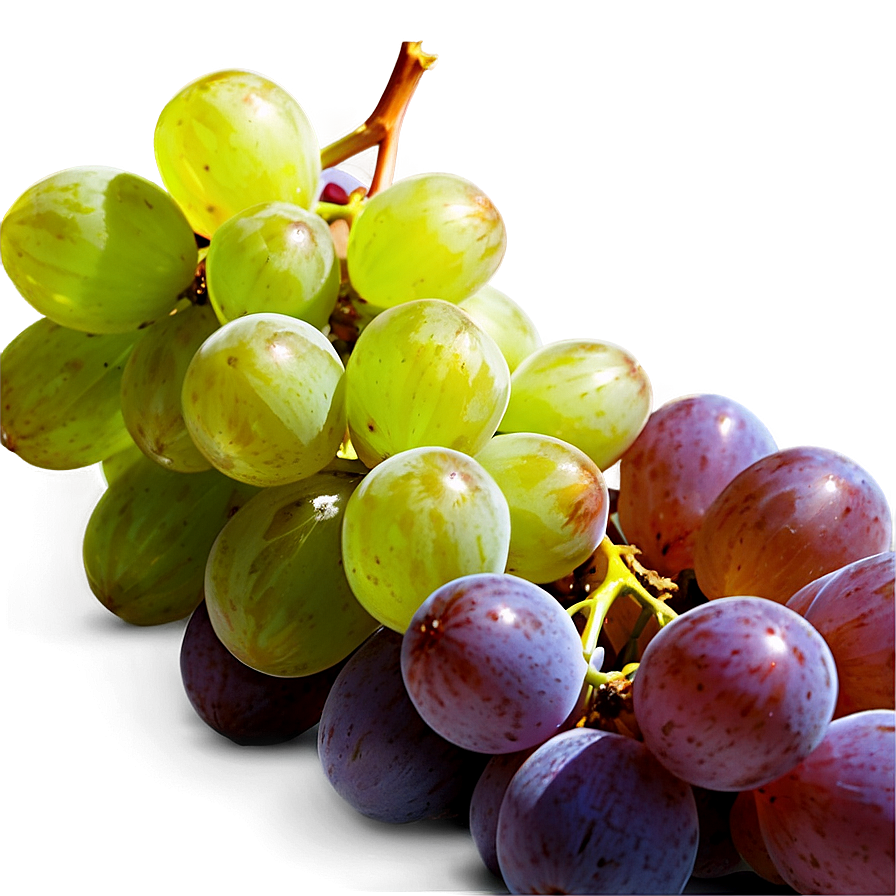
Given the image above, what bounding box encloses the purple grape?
[755,709,895,895]
[180,601,341,745]
[633,596,838,791]
[496,727,699,894]
[401,573,588,754]
[317,627,486,824]
[618,393,777,578]
[694,446,893,604]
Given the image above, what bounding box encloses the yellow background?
[0,0,896,894]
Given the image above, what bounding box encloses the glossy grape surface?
[498,339,652,471]
[617,393,777,577]
[204,471,378,677]
[180,601,343,745]
[154,70,320,238]
[1,167,197,333]
[496,727,699,895]
[346,172,506,308]
[633,596,838,791]
[181,312,346,486]
[401,573,588,753]
[205,201,339,328]
[120,302,218,472]
[83,454,257,625]
[318,627,486,824]
[755,709,895,895]
[1,317,138,469]
[694,446,893,603]
[344,299,510,467]
[475,432,608,584]
[788,550,895,718]
[341,446,511,632]
[458,283,541,372]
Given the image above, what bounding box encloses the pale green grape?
[345,299,510,467]
[206,202,338,328]
[154,70,320,238]
[0,167,197,333]
[346,173,506,309]
[100,437,145,487]
[120,302,219,472]
[341,446,511,632]
[205,471,379,677]
[181,312,346,487]
[458,284,541,372]
[476,432,609,584]
[83,453,258,625]
[1,317,138,469]
[499,340,652,471]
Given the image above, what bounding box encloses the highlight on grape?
[1,41,893,896]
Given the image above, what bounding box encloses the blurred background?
[2,2,893,893]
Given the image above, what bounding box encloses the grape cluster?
[2,42,894,896]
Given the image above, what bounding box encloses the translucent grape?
[694,446,893,603]
[344,299,510,468]
[458,283,541,372]
[180,600,344,745]
[346,172,506,308]
[83,453,257,625]
[154,70,320,238]
[728,790,787,886]
[181,312,346,487]
[204,471,378,677]
[1,317,138,469]
[633,596,838,791]
[341,446,511,632]
[496,727,699,895]
[0,167,197,333]
[617,393,777,577]
[475,432,609,584]
[787,551,895,718]
[99,437,145,487]
[754,709,895,895]
[119,302,219,472]
[401,573,588,754]
[205,201,339,328]
[318,627,487,824]
[498,339,652,471]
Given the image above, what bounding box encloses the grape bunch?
[2,41,894,896]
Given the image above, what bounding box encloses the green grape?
[120,302,218,472]
[345,299,510,467]
[499,340,652,471]
[341,446,511,632]
[346,173,506,309]
[83,453,258,625]
[0,167,197,333]
[1,317,138,469]
[475,432,609,584]
[181,312,346,487]
[100,437,145,487]
[458,283,541,372]
[206,202,339,328]
[205,471,379,677]
[154,70,320,238]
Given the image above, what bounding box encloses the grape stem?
[566,537,678,686]
[320,41,437,196]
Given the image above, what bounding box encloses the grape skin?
[317,627,487,824]
[694,446,893,604]
[180,600,343,745]
[400,573,588,754]
[617,393,777,578]
[498,339,652,472]
[787,550,895,718]
[633,596,838,791]
[496,727,699,895]
[754,709,895,895]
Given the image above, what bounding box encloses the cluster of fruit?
[1,43,893,896]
